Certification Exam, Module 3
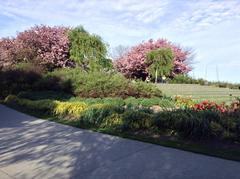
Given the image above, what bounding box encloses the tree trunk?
[155,69,158,83]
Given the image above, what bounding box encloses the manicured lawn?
[157,84,240,103]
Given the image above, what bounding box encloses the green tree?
[68,26,108,70]
[146,48,174,83]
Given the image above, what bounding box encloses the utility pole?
[216,65,219,82]
[205,64,208,80]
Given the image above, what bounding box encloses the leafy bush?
[174,96,195,109]
[4,95,87,117]
[121,109,153,130]
[0,63,72,99]
[18,91,72,101]
[4,95,55,114]
[99,113,124,129]
[53,101,87,117]
[132,81,163,98]
[168,75,240,90]
[194,101,226,113]
[0,67,42,99]
[168,74,206,85]
[153,109,221,139]
[78,104,124,127]
[47,68,162,98]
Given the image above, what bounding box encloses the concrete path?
[0,105,240,179]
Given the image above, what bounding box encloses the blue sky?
[0,0,240,82]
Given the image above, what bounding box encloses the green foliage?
[0,62,73,99]
[210,121,224,137]
[153,109,220,139]
[79,104,124,127]
[0,64,43,99]
[168,74,240,90]
[146,48,174,82]
[100,113,124,129]
[18,91,72,101]
[4,95,240,142]
[132,81,162,98]
[68,26,110,70]
[169,74,206,85]
[48,68,162,98]
[20,91,173,108]
[4,95,87,117]
[174,96,196,109]
[122,109,153,130]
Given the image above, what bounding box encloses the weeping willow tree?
[68,26,112,71]
[146,48,174,83]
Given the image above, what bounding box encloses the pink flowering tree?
[16,25,73,69]
[0,25,74,70]
[0,38,18,69]
[115,39,192,80]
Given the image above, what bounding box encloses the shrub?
[167,74,208,85]
[4,95,55,114]
[0,63,73,99]
[79,104,124,127]
[121,110,153,130]
[100,113,124,129]
[174,96,195,109]
[53,101,87,117]
[47,68,162,98]
[174,110,218,139]
[132,81,162,98]
[154,109,224,139]
[210,121,224,137]
[4,95,87,117]
[18,91,72,101]
[194,101,226,113]
[0,67,42,99]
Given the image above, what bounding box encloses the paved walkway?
[0,104,240,179]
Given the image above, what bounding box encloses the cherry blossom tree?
[115,39,192,80]
[0,38,17,69]
[16,25,73,69]
[0,25,74,70]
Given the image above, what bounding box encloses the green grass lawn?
[157,84,240,103]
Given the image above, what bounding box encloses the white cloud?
[171,0,240,32]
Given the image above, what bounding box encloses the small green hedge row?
[4,95,240,141]
[169,74,240,89]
